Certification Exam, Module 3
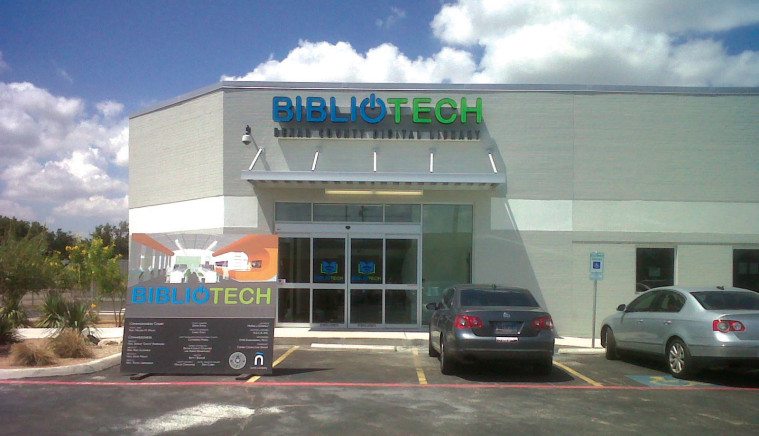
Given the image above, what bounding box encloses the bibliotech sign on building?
[128,81,759,339]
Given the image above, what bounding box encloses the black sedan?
[426,284,555,375]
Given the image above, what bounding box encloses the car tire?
[604,327,620,361]
[428,326,439,358]
[666,338,698,380]
[535,357,553,376]
[440,335,456,375]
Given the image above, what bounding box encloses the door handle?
[636,320,644,323]
[663,320,672,325]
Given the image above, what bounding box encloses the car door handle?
[663,320,672,325]
[636,320,644,323]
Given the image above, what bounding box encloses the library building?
[128,81,759,337]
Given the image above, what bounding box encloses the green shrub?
[63,300,97,333]
[0,314,20,345]
[10,341,57,366]
[37,291,67,328]
[50,328,94,358]
[0,294,30,328]
[36,293,97,333]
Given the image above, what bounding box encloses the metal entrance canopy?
[241,170,505,189]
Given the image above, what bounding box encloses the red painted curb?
[1,379,756,391]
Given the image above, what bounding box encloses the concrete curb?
[0,353,122,380]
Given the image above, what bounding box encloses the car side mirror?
[616,304,626,312]
[425,302,439,311]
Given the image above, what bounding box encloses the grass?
[50,329,94,358]
[10,341,57,367]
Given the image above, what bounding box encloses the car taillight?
[532,315,554,331]
[454,314,484,329]
[713,319,746,333]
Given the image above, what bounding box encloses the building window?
[734,249,759,292]
[385,204,421,223]
[278,237,310,283]
[313,204,383,222]
[275,203,311,221]
[422,204,473,323]
[636,248,675,292]
[278,289,310,323]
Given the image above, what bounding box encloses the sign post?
[589,252,605,348]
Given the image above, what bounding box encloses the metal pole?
[591,279,598,348]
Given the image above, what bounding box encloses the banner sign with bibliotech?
[121,233,278,375]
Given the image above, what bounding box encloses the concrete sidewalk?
[17,326,603,351]
[2,327,602,379]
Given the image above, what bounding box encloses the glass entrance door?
[278,218,421,328]
[305,233,420,328]
[348,237,383,326]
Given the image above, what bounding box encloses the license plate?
[496,337,518,343]
[493,321,520,335]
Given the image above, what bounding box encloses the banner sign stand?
[121,233,279,378]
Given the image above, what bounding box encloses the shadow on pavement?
[447,361,574,383]
[619,352,759,388]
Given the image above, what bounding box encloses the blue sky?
[1,0,758,234]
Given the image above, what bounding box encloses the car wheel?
[440,335,456,375]
[666,338,697,379]
[428,326,439,358]
[604,327,619,361]
[535,357,553,375]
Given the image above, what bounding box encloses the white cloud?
[57,67,73,84]
[433,0,759,86]
[0,199,35,221]
[224,1,759,87]
[222,40,476,83]
[0,81,128,232]
[97,100,124,118]
[376,7,406,29]
[53,195,127,222]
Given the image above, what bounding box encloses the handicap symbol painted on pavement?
[627,375,712,388]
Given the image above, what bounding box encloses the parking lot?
[1,344,757,434]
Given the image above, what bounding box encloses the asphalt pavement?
[1,342,757,435]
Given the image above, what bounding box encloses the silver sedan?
[601,286,759,379]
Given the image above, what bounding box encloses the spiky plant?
[62,300,97,334]
[0,294,29,328]
[0,314,20,345]
[37,291,68,328]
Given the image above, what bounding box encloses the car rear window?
[691,291,759,310]
[460,289,538,307]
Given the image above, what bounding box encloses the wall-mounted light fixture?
[488,148,498,173]
[311,147,320,171]
[242,125,264,170]
[325,189,423,196]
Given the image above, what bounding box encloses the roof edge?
[130,81,759,119]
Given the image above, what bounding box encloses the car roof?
[451,284,531,293]
[648,286,754,294]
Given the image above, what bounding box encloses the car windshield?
[691,291,759,310]
[460,289,538,307]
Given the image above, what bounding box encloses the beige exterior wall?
[129,83,759,336]
[129,92,224,208]
[676,245,733,287]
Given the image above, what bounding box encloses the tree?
[66,237,127,326]
[0,232,55,327]
[91,221,129,257]
[96,255,127,327]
